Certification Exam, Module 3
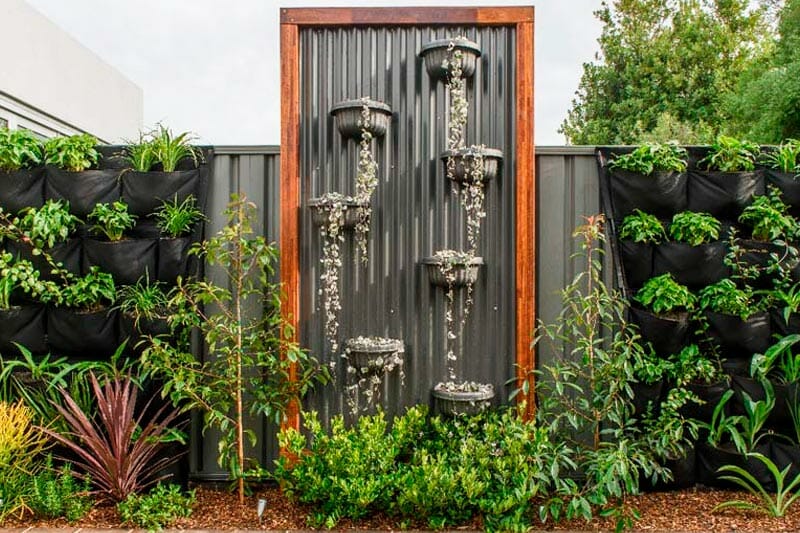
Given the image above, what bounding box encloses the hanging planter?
[652,241,730,290]
[0,304,46,355]
[766,169,800,218]
[45,167,121,217]
[432,381,494,416]
[157,237,195,283]
[121,169,200,217]
[422,252,483,288]
[420,37,481,80]
[608,169,688,221]
[309,194,368,230]
[441,147,503,183]
[118,312,171,355]
[628,305,689,358]
[619,241,653,290]
[0,168,45,214]
[687,170,764,220]
[705,310,771,359]
[5,238,82,280]
[84,238,158,286]
[343,336,404,375]
[47,307,119,357]
[330,98,392,140]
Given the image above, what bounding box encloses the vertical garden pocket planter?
[330,99,392,140]
[121,170,201,217]
[735,240,798,288]
[630,378,664,416]
[609,170,688,220]
[45,167,121,217]
[696,441,774,491]
[0,168,45,214]
[619,240,653,289]
[83,238,157,286]
[157,237,194,283]
[628,305,690,358]
[766,169,800,218]
[652,241,729,289]
[681,378,731,422]
[0,304,46,355]
[419,37,482,80]
[771,308,800,336]
[705,310,771,359]
[5,238,82,280]
[687,170,764,220]
[47,307,119,357]
[118,312,170,355]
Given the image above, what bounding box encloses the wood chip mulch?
[4,485,800,531]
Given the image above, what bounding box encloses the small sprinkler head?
[257,498,267,523]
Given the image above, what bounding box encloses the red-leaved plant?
[43,373,182,502]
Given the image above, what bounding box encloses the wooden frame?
[280,6,536,428]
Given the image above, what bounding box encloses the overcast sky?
[26,0,602,146]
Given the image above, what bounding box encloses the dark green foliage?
[117,483,195,531]
[44,134,99,172]
[607,143,688,174]
[698,279,762,320]
[669,211,721,245]
[619,210,666,244]
[30,456,92,522]
[0,128,44,171]
[635,273,695,314]
[739,188,798,241]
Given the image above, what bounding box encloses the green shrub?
[699,279,762,320]
[30,455,92,522]
[117,483,195,531]
[738,188,797,241]
[619,210,666,244]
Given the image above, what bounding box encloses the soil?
[4,484,800,531]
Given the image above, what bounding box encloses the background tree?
[561,0,772,145]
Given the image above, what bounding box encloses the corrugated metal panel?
[297,25,518,424]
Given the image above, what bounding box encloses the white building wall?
[0,0,142,142]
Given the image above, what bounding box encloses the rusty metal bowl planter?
[309,194,369,230]
[422,252,483,288]
[330,98,392,140]
[419,37,482,80]
[432,381,494,416]
[441,146,503,183]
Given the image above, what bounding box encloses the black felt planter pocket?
[609,170,688,220]
[731,376,798,426]
[771,308,800,336]
[687,170,764,220]
[157,237,194,283]
[45,167,121,217]
[619,240,652,290]
[0,168,45,214]
[652,241,729,289]
[631,379,664,417]
[629,306,689,358]
[771,442,800,482]
[681,379,731,422]
[118,313,170,355]
[696,442,774,490]
[767,170,800,219]
[47,307,119,357]
[0,305,47,355]
[121,170,200,217]
[736,240,797,288]
[705,311,771,359]
[5,238,82,280]
[84,239,157,286]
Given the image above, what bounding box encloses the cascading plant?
[342,336,405,416]
[354,100,379,265]
[317,192,349,353]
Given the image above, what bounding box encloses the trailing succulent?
[354,99,380,265]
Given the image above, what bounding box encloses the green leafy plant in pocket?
[116,276,168,325]
[698,279,761,320]
[699,135,760,172]
[618,209,666,244]
[761,139,800,174]
[607,142,688,174]
[15,200,80,249]
[58,267,115,310]
[121,130,157,172]
[0,127,44,171]
[154,195,204,238]
[30,455,92,521]
[714,452,800,517]
[738,187,798,241]
[751,334,800,384]
[634,273,695,314]
[703,389,744,450]
[668,344,721,387]
[44,134,99,172]
[737,384,775,452]
[0,252,59,309]
[88,201,137,241]
[771,282,800,325]
[117,483,195,531]
[668,211,721,245]
[151,125,201,172]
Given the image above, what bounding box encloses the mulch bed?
[3,485,800,531]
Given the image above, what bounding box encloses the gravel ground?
[3,485,800,531]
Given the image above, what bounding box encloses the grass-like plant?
[88,201,137,241]
[44,134,99,172]
[669,211,721,245]
[122,130,157,172]
[634,273,695,314]
[151,125,201,172]
[154,195,204,238]
[42,373,182,503]
[699,135,760,172]
[607,142,688,174]
[618,209,666,243]
[0,127,44,171]
[714,452,800,517]
[761,139,800,173]
[116,276,169,325]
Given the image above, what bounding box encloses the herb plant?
[151,125,201,172]
[634,273,695,314]
[738,188,797,241]
[154,195,204,238]
[669,211,721,245]
[88,201,137,241]
[44,134,99,172]
[714,452,800,517]
[42,373,182,503]
[698,279,761,320]
[699,135,760,172]
[618,209,666,243]
[16,199,79,248]
[59,267,115,310]
[30,455,92,522]
[0,127,44,171]
[117,483,195,531]
[140,195,327,503]
[607,142,688,174]
[772,282,800,324]
[761,139,800,173]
